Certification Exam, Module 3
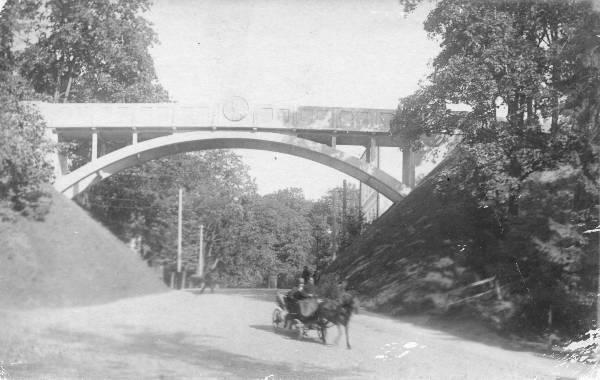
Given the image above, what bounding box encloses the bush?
[0,73,54,220]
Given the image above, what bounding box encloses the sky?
[147,0,438,199]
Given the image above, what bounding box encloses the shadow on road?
[250,324,325,345]
[224,288,285,303]
[361,309,557,357]
[20,326,367,379]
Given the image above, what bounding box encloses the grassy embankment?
[0,188,166,309]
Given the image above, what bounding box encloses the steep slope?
[330,151,490,314]
[0,188,166,308]
[331,146,597,339]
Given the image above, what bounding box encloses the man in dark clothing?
[301,266,311,284]
[313,270,320,285]
[287,278,304,300]
[303,276,316,298]
[285,278,305,315]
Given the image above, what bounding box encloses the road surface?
[0,289,593,379]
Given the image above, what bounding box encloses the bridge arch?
[54,131,407,201]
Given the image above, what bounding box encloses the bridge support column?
[402,148,415,188]
[331,134,337,149]
[367,136,378,165]
[91,128,98,161]
[365,136,380,218]
[132,128,138,145]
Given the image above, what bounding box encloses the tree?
[263,187,311,216]
[79,150,256,264]
[1,0,169,197]
[394,0,600,333]
[238,195,313,282]
[16,0,168,103]
[0,71,54,220]
[308,184,362,271]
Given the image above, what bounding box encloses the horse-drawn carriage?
[272,292,327,341]
[272,291,360,348]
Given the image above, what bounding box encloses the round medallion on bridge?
[222,96,249,122]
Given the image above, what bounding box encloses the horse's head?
[340,292,360,315]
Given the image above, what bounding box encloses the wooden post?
[197,224,204,276]
[402,148,416,188]
[170,272,175,289]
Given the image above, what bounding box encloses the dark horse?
[316,293,359,349]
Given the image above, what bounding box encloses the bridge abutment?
[45,128,69,179]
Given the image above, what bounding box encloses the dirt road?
[0,289,593,379]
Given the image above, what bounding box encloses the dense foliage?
[14,0,168,103]
[0,73,54,220]
[393,0,600,333]
[0,0,168,219]
[308,184,362,271]
[0,2,54,219]
[77,151,360,287]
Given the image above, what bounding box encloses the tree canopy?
[14,0,168,103]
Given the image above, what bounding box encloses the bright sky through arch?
[147,0,437,199]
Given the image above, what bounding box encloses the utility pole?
[197,224,204,276]
[177,188,183,274]
[331,190,338,261]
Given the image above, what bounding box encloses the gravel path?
[0,289,593,379]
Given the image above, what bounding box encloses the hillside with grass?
[0,188,166,308]
[330,149,598,338]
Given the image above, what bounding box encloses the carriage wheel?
[272,308,284,330]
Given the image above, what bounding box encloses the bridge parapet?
[33,102,395,133]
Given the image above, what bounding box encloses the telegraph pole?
[331,190,338,261]
[177,188,183,274]
[197,224,204,276]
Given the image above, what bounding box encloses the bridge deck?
[33,102,399,147]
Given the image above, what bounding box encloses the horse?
[316,292,360,349]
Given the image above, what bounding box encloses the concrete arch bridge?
[35,101,417,201]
